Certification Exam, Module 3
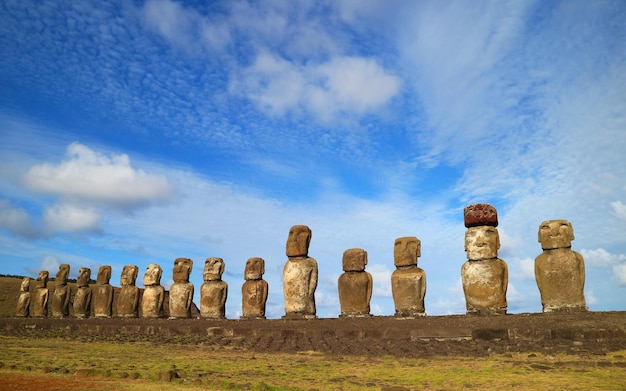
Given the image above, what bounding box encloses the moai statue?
[51,264,70,318]
[200,257,228,319]
[32,270,49,317]
[15,277,31,317]
[391,237,427,317]
[93,265,114,318]
[169,258,194,319]
[338,248,373,317]
[535,220,587,312]
[117,265,140,318]
[73,267,92,318]
[283,225,318,319]
[141,263,164,318]
[241,257,268,319]
[461,204,508,315]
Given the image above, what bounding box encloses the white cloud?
[580,248,626,287]
[0,199,37,238]
[518,257,535,280]
[613,264,626,286]
[42,203,101,234]
[368,263,392,297]
[611,201,626,223]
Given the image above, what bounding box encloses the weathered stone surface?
[117,265,140,318]
[464,203,498,228]
[535,220,587,312]
[283,225,318,319]
[200,258,227,319]
[50,264,70,318]
[169,258,194,319]
[391,238,426,317]
[241,257,268,319]
[338,248,372,317]
[141,264,164,318]
[73,268,92,318]
[15,277,30,317]
[32,270,49,318]
[93,266,113,318]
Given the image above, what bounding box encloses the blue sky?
[1,0,625,318]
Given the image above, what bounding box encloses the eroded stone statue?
[117,265,140,318]
[93,265,114,318]
[32,270,49,317]
[391,237,426,317]
[241,257,268,319]
[169,258,194,319]
[535,219,587,312]
[461,204,508,315]
[283,225,318,319]
[141,263,164,318]
[51,264,70,318]
[338,248,373,317]
[73,267,92,318]
[15,277,31,317]
[200,257,228,319]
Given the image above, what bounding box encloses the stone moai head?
[538,220,575,250]
[143,264,162,286]
[343,248,368,272]
[36,270,49,288]
[55,264,70,286]
[394,237,421,267]
[204,257,224,281]
[120,265,138,286]
[286,225,312,257]
[21,277,31,292]
[77,268,91,287]
[464,204,500,260]
[173,258,193,283]
[97,266,111,285]
[245,257,265,280]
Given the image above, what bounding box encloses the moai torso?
[16,278,31,317]
[51,264,70,318]
[391,237,426,317]
[169,258,194,319]
[535,220,587,312]
[117,265,140,318]
[241,257,268,319]
[200,258,228,318]
[73,267,92,318]
[32,271,49,317]
[141,264,164,318]
[338,248,373,317]
[283,225,318,318]
[93,266,114,318]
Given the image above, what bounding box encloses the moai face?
[204,258,224,281]
[120,265,138,286]
[539,220,574,250]
[143,264,162,286]
[55,264,70,286]
[286,225,311,257]
[97,266,111,285]
[464,226,500,260]
[36,270,49,288]
[245,257,265,280]
[20,277,31,292]
[173,258,193,283]
[394,237,420,267]
[77,268,91,287]
[343,248,368,272]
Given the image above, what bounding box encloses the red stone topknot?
[464,203,498,228]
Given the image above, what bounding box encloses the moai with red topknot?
[338,248,373,317]
[461,204,508,315]
[391,237,427,317]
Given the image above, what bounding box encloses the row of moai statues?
[16,205,587,318]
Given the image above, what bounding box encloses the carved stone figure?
[338,248,373,317]
[241,257,268,319]
[535,220,587,312]
[16,277,31,317]
[283,225,318,319]
[50,264,70,318]
[169,258,194,319]
[73,267,92,318]
[461,204,508,315]
[93,265,114,318]
[141,264,164,318]
[391,237,426,317]
[32,270,49,317]
[200,257,228,319]
[117,265,140,318]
